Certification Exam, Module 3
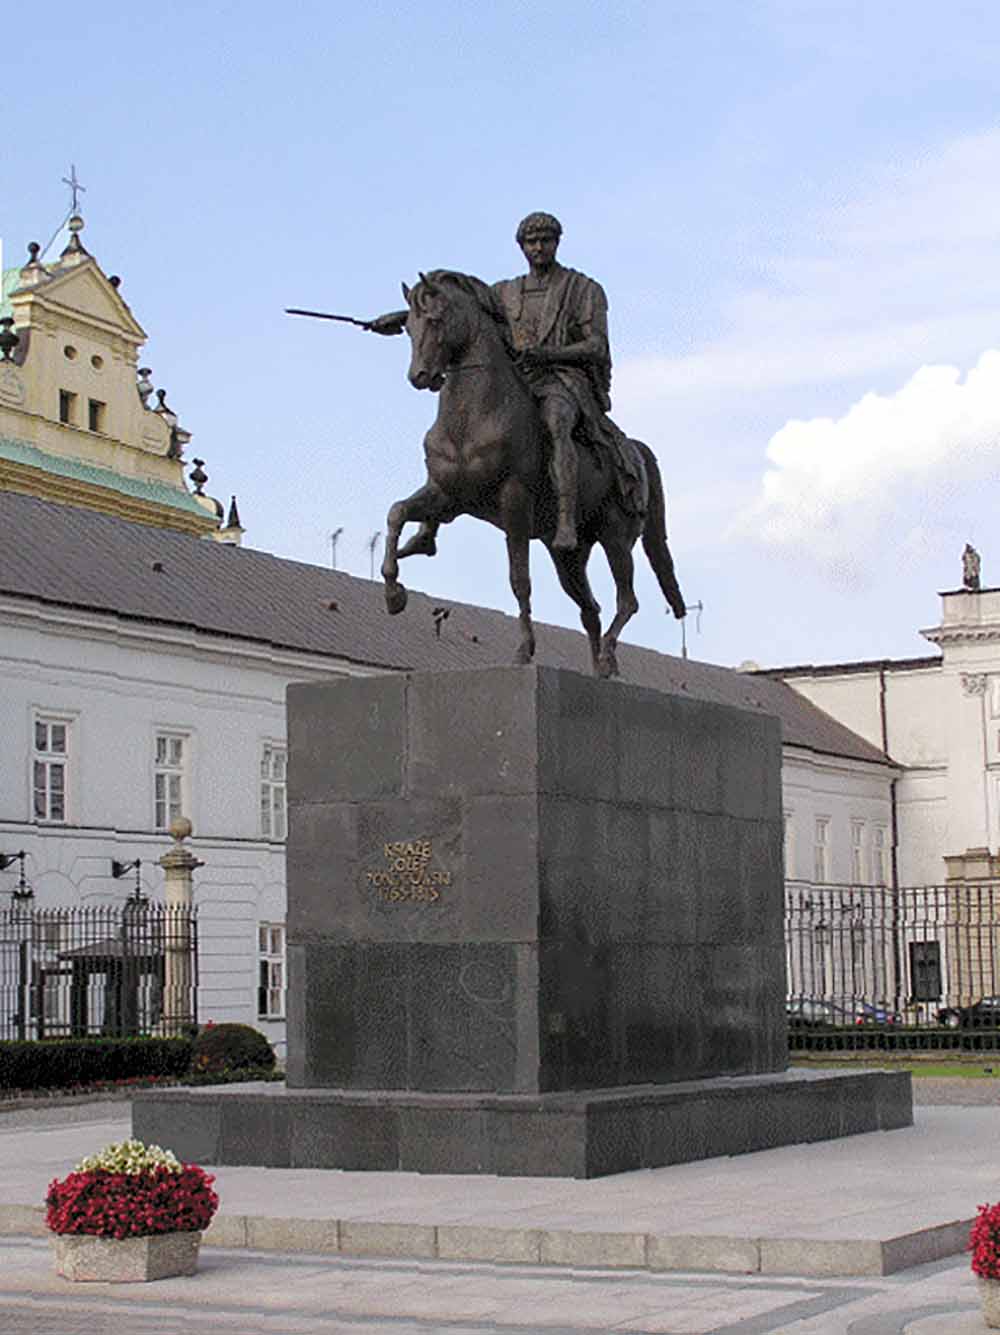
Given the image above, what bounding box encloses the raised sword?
[284,308,373,329]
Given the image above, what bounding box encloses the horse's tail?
[636,440,686,620]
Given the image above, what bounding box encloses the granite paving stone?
[2,1097,997,1310]
[0,1235,985,1334]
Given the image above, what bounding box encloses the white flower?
[75,1138,181,1175]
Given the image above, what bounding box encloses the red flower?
[45,1165,218,1238]
[971,1203,1000,1279]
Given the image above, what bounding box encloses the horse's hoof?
[385,583,408,615]
[513,643,535,666]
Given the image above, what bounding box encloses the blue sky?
[6,1,1000,669]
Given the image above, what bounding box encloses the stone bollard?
[158,816,203,1036]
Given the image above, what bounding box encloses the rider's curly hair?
[515,212,562,244]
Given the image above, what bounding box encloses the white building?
[771,580,1000,889]
[0,482,901,1050]
[767,571,1000,1011]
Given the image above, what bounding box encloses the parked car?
[786,998,898,1027]
[787,998,861,1027]
[856,1001,899,1026]
[937,996,1000,1029]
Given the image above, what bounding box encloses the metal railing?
[0,903,197,1041]
[785,879,1000,1044]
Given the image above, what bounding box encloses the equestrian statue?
[292,212,685,679]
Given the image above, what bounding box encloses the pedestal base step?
[133,1068,912,1179]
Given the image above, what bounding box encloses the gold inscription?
[363,837,451,904]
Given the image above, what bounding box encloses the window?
[88,398,106,432]
[813,817,830,884]
[58,390,77,424]
[872,827,889,886]
[260,744,287,841]
[258,923,285,1018]
[33,717,69,822]
[850,820,865,885]
[154,733,186,830]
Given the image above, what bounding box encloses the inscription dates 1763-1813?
[362,838,451,905]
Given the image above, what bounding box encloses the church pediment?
[13,260,146,342]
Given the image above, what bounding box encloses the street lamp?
[111,857,147,907]
[1,851,33,1039]
[0,851,32,903]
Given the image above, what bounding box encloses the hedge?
[789,1026,1000,1053]
[0,1037,193,1091]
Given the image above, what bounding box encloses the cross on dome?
[61,164,86,213]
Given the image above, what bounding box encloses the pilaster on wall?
[923,589,1000,870]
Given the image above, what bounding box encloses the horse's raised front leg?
[499,477,535,665]
[596,531,640,679]
[397,522,439,560]
[381,481,450,615]
[547,544,602,672]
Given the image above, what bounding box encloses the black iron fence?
[786,879,1000,1046]
[0,903,197,1041]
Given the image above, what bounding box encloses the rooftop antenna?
[330,527,344,570]
[680,600,704,661]
[367,531,382,581]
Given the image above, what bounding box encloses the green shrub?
[183,1064,283,1086]
[0,1037,192,1091]
[189,1023,275,1076]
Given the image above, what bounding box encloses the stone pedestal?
[286,666,786,1093]
[135,666,911,1177]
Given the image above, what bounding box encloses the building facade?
[771,577,1000,1013]
[0,215,240,541]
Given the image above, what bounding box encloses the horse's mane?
[421,270,517,361]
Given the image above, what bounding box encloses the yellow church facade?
[0,215,235,539]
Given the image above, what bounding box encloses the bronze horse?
[380,271,685,678]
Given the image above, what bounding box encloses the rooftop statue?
[963,543,982,591]
[295,214,685,678]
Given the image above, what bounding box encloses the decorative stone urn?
[53,1231,201,1282]
[981,1277,1000,1328]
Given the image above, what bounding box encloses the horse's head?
[402,272,476,392]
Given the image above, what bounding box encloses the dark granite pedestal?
[133,1069,913,1179]
[134,666,912,1176]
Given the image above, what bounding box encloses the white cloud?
[614,129,1000,411]
[734,350,1000,560]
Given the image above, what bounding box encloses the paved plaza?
[0,1088,996,1333]
[0,1236,984,1333]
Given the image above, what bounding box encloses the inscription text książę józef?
[363,838,451,904]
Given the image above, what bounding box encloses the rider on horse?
[369,211,642,551]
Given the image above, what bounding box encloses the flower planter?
[981,1276,1000,1329]
[53,1230,201,1282]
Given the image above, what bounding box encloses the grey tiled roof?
[0,491,891,767]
